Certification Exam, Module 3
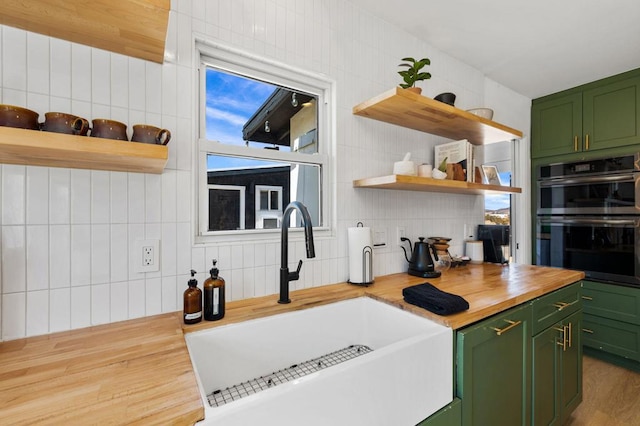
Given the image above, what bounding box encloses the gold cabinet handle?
[553,300,576,310]
[574,136,579,151]
[582,328,594,334]
[568,322,572,348]
[491,319,522,336]
[554,325,567,351]
[581,295,593,301]
[585,133,589,150]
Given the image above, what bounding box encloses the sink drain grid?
[207,344,373,407]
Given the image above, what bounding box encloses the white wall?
[0,0,530,340]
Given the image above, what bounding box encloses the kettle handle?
[400,237,413,264]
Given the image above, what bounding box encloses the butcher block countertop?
[0,263,584,425]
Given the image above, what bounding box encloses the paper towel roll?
[348,225,374,285]
[466,241,484,264]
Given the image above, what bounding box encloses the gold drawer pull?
[574,136,578,151]
[582,328,594,334]
[553,301,570,310]
[568,322,573,348]
[581,295,593,301]
[585,133,589,150]
[491,319,522,336]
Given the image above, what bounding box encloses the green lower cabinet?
[417,398,461,426]
[456,304,532,426]
[582,314,640,360]
[532,311,582,426]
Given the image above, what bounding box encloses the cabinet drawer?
[531,283,582,335]
[582,280,640,325]
[582,314,640,361]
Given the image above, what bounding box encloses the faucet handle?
[288,259,303,282]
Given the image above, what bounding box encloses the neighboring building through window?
[196,42,332,240]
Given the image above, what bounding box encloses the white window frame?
[207,184,246,231]
[255,185,283,229]
[195,40,335,244]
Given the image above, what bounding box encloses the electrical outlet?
[143,245,154,266]
[397,226,406,246]
[134,239,160,273]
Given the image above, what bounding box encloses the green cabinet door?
[531,93,582,159]
[456,304,531,426]
[583,76,640,152]
[417,398,462,426]
[532,311,582,426]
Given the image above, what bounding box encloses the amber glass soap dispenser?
[183,269,202,324]
[204,259,226,321]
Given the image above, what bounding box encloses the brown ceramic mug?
[41,112,90,136]
[131,124,171,145]
[0,104,40,130]
[90,119,128,141]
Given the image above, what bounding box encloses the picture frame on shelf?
[482,165,502,186]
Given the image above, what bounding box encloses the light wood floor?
[564,355,640,425]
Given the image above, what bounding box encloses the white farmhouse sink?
[185,296,453,426]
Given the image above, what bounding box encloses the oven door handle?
[539,217,639,226]
[538,173,637,187]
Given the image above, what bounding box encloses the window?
[196,41,333,242]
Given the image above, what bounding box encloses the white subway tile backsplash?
[26,225,49,291]
[128,279,145,319]
[161,170,177,222]
[26,166,49,225]
[91,171,110,224]
[91,283,110,325]
[71,43,91,102]
[128,59,146,112]
[49,168,70,224]
[110,172,128,224]
[50,225,71,289]
[127,173,145,223]
[50,38,71,98]
[27,32,50,95]
[145,277,162,316]
[145,174,162,223]
[70,224,91,286]
[70,169,91,224]
[162,275,178,313]
[110,224,128,283]
[70,285,91,329]
[110,281,128,322]
[2,292,26,340]
[91,49,111,105]
[161,222,177,276]
[110,53,129,108]
[26,289,49,336]
[91,224,110,284]
[2,165,25,225]
[2,27,27,91]
[50,287,71,332]
[2,225,26,293]
[145,62,162,114]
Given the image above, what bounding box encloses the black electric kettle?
[401,237,441,278]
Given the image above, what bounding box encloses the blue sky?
[484,172,512,210]
[205,68,275,170]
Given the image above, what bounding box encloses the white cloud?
[206,106,248,127]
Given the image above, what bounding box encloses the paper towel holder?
[348,222,374,286]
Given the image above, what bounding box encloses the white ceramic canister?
[466,241,484,263]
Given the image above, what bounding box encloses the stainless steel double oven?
[535,153,640,286]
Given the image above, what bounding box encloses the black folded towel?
[402,282,469,315]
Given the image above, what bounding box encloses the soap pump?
[203,259,226,321]
[183,269,202,324]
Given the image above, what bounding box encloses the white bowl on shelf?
[466,108,494,120]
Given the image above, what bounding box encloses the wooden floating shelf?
[0,0,170,63]
[0,126,168,174]
[353,174,522,195]
[353,87,523,144]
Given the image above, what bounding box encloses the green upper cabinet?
[531,93,582,158]
[532,69,640,160]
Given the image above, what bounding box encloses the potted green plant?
[398,57,431,94]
